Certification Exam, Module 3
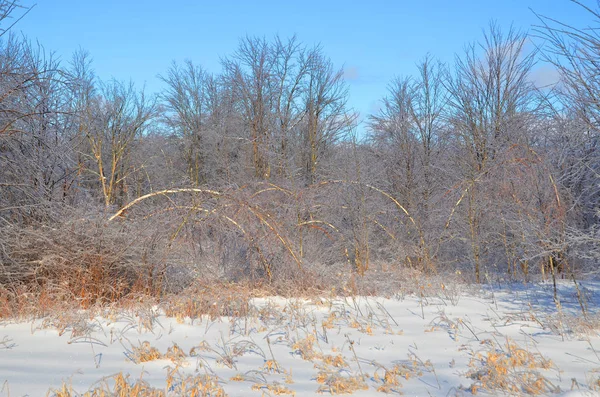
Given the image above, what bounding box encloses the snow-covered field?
[1,281,600,396]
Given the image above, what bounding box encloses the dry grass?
[263,359,284,374]
[292,334,319,361]
[1,224,439,324]
[587,369,600,392]
[544,312,600,337]
[375,368,402,394]
[229,374,245,382]
[189,341,213,356]
[129,342,188,365]
[12,282,596,396]
[322,354,349,368]
[164,343,187,363]
[0,246,462,326]
[48,372,164,397]
[0,215,168,315]
[130,341,163,363]
[47,369,226,397]
[251,382,296,396]
[465,338,558,395]
[371,362,423,394]
[315,370,368,395]
[160,281,260,321]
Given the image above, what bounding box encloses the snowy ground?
[1,281,600,396]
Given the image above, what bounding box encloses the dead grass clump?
[374,362,422,393]
[230,373,245,382]
[0,213,173,318]
[323,354,349,368]
[544,312,600,336]
[375,371,401,394]
[267,265,344,298]
[129,342,189,365]
[322,311,337,329]
[130,341,162,363]
[165,343,187,363]
[316,370,368,395]
[47,369,226,397]
[302,262,467,299]
[466,338,558,395]
[263,359,284,374]
[38,311,98,338]
[0,283,80,319]
[291,334,350,366]
[252,382,296,395]
[372,361,423,394]
[292,334,318,360]
[189,341,213,356]
[161,281,254,320]
[48,372,164,397]
[587,369,600,392]
[168,371,226,397]
[349,318,374,335]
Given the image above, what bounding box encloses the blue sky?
[15,0,590,131]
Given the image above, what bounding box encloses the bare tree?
[535,0,600,275]
[0,1,33,38]
[368,54,451,273]
[369,77,419,209]
[160,60,211,185]
[445,22,536,282]
[80,79,155,207]
[0,35,72,224]
[411,55,448,218]
[223,36,274,179]
[302,46,355,185]
[269,35,310,178]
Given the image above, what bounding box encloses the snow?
[1,281,600,396]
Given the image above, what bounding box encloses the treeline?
[0,1,599,303]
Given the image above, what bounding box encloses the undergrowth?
[0,263,466,322]
[465,338,559,395]
[47,369,226,397]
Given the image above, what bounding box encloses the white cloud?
[529,65,561,88]
[343,66,360,81]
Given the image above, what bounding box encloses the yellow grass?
[466,338,557,395]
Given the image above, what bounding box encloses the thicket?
[1,1,599,310]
